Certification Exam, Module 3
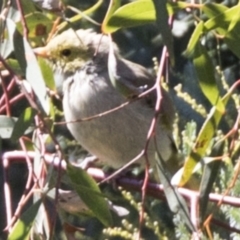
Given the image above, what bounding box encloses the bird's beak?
[33,47,49,58]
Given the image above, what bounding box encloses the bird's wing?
[117,58,175,129]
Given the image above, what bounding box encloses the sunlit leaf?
[184,21,204,57]
[103,0,188,33]
[8,200,41,240]
[24,37,50,114]
[180,88,232,186]
[16,12,52,39]
[20,0,36,14]
[102,0,121,33]
[193,43,224,113]
[1,18,16,59]
[38,57,56,90]
[67,164,112,226]
[227,3,240,32]
[204,5,240,34]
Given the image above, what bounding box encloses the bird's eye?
[61,49,71,57]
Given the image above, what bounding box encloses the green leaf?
[204,5,240,34]
[5,59,24,76]
[38,57,56,90]
[224,33,240,59]
[1,18,16,59]
[184,21,204,57]
[223,9,240,59]
[227,3,240,32]
[180,90,231,186]
[67,164,112,226]
[193,43,224,113]
[102,0,121,33]
[16,12,52,39]
[19,0,36,14]
[11,107,36,141]
[155,152,195,232]
[104,0,188,33]
[24,37,50,114]
[152,0,174,65]
[13,30,27,75]
[8,200,42,240]
[104,0,155,33]
[202,3,228,18]
[199,142,224,223]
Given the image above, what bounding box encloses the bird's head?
[34,29,118,74]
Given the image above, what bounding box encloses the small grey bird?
[34,29,180,174]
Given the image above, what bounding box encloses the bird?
[34,28,180,175]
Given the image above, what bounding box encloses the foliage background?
[1,0,240,239]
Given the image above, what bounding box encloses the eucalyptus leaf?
[193,43,224,113]
[180,88,232,186]
[199,142,224,223]
[24,37,50,114]
[13,29,27,75]
[5,59,24,76]
[104,0,188,33]
[16,12,52,39]
[11,107,36,141]
[67,164,112,226]
[204,5,240,34]
[152,0,174,65]
[19,0,36,14]
[1,18,16,59]
[202,2,228,18]
[38,57,56,90]
[102,0,121,33]
[155,152,195,232]
[7,200,42,240]
[184,21,204,57]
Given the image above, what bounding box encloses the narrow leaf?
[67,164,112,226]
[199,142,223,223]
[193,43,224,113]
[38,57,56,90]
[13,30,27,75]
[104,0,188,33]
[24,37,50,114]
[11,107,36,141]
[180,91,231,186]
[204,5,240,34]
[155,152,195,232]
[1,18,16,59]
[102,0,121,33]
[8,200,41,240]
[202,3,228,18]
[184,21,204,57]
[152,0,174,65]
